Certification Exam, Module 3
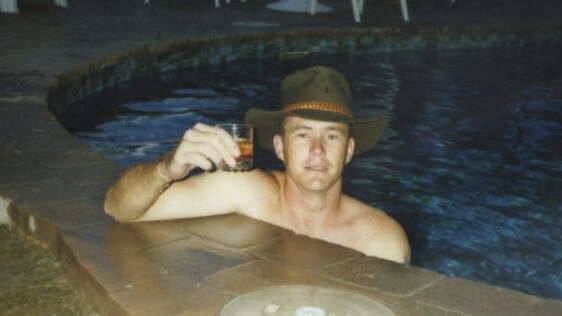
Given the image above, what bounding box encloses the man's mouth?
[305,164,328,172]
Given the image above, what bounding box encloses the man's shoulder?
[342,196,410,263]
[240,169,282,188]
[342,195,390,222]
[352,202,403,235]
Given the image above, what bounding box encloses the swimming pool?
[68,45,562,299]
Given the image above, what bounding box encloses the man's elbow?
[104,205,139,223]
[103,191,138,223]
[104,199,125,222]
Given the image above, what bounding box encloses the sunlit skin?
[272,117,354,236]
[275,117,354,194]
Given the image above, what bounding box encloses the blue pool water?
[72,46,562,299]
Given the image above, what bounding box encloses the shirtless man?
[104,66,410,264]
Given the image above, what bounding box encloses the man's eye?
[328,134,339,140]
[297,133,307,138]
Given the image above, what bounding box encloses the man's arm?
[104,123,241,222]
[104,153,173,221]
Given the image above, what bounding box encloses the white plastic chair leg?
[1,0,18,13]
[399,0,409,22]
[310,0,317,15]
[351,0,360,22]
[215,0,246,8]
[351,0,365,23]
[54,0,67,7]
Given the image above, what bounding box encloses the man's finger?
[181,152,214,171]
[177,139,236,169]
[192,123,240,157]
[183,126,238,165]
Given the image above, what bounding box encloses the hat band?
[282,101,353,118]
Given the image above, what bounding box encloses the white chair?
[1,0,67,13]
[267,0,333,14]
[310,0,411,23]
[399,0,409,22]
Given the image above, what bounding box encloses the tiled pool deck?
[1,0,562,315]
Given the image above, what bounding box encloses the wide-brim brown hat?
[244,66,387,155]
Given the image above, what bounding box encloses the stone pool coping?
[2,2,562,315]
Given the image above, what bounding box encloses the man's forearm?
[104,154,173,222]
[104,123,239,221]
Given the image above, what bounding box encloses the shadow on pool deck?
[1,0,562,315]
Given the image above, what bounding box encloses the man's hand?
[161,123,241,181]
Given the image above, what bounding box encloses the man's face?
[273,116,355,192]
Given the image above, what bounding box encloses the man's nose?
[310,137,325,155]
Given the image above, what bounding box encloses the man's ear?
[273,134,285,162]
[345,137,355,164]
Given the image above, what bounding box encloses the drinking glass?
[216,123,254,171]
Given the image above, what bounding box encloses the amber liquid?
[234,138,253,170]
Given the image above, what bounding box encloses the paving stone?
[49,161,123,187]
[385,300,469,316]
[25,139,111,167]
[522,299,562,316]
[62,234,168,293]
[0,164,56,186]
[343,286,470,316]
[62,220,195,258]
[413,277,540,316]
[1,102,60,136]
[110,282,233,316]
[248,234,362,271]
[57,232,132,315]
[323,256,444,297]
[0,72,53,98]
[0,141,34,166]
[181,213,293,249]
[19,198,113,230]
[203,259,331,294]
[137,236,254,283]
[0,178,94,207]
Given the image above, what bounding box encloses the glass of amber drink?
[216,123,254,171]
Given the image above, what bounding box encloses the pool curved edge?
[3,24,562,315]
[49,24,562,124]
